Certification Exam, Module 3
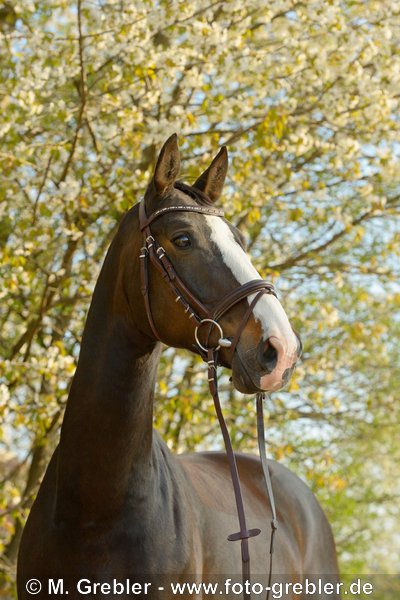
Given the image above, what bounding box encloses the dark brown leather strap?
[207,349,261,597]
[148,244,209,320]
[139,203,224,230]
[139,200,222,330]
[207,353,278,600]
[228,290,269,359]
[212,281,276,321]
[139,244,161,340]
[256,393,278,600]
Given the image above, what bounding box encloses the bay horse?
[17,135,340,599]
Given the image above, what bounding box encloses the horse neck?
[55,229,161,524]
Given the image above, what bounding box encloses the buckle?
[145,235,155,249]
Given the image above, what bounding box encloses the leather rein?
[139,199,278,599]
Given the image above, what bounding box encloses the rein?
[139,199,278,599]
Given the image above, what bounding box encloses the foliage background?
[1,0,399,596]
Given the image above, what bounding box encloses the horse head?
[122,134,301,393]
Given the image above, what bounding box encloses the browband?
[139,203,224,230]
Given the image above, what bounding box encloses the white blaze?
[205,216,297,359]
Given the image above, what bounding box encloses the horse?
[17,135,340,599]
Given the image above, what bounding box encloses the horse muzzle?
[231,331,301,394]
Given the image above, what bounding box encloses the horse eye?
[172,234,191,248]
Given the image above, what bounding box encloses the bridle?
[139,200,277,352]
[139,198,278,599]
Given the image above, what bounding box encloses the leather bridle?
[139,200,277,352]
[139,198,278,599]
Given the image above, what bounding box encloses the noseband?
[139,199,278,599]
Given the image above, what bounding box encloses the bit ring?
[195,319,224,352]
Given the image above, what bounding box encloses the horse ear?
[153,133,181,196]
[193,146,228,203]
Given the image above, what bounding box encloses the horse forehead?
[162,189,204,223]
[171,188,192,203]
[169,187,209,210]
[204,215,260,281]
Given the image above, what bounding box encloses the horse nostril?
[260,338,279,373]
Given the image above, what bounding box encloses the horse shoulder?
[177,451,338,574]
